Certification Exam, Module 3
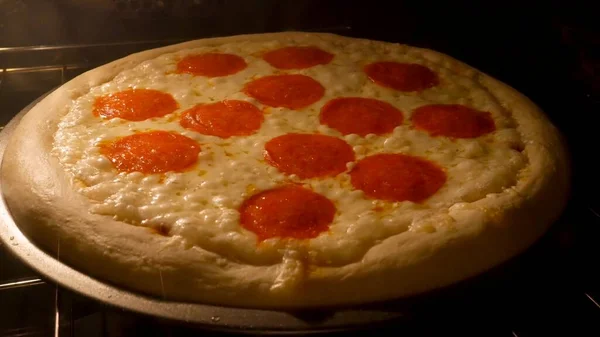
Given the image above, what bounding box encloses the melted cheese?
[53,38,526,266]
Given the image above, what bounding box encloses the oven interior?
[0,1,598,336]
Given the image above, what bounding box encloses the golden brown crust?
[0,32,570,308]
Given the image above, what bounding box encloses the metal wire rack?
[1,28,599,337]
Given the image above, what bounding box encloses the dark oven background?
[0,1,598,336]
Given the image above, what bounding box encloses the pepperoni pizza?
[1,32,570,308]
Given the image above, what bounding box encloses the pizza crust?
[0,32,570,308]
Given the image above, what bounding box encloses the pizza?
[0,32,570,309]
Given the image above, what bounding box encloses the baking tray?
[0,90,571,334]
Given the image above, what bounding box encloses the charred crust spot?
[510,143,525,153]
[150,224,171,236]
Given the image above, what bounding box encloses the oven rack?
[1,31,599,336]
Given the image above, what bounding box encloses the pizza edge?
[0,32,570,308]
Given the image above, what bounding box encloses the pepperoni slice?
[265,133,354,179]
[364,62,439,92]
[263,46,334,69]
[180,100,264,138]
[100,131,201,174]
[93,89,178,121]
[350,153,446,202]
[243,74,325,110]
[176,53,247,77]
[320,97,404,136]
[412,104,496,138]
[239,185,335,241]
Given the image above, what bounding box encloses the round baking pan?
[0,91,571,334]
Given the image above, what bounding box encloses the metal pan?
[0,91,568,334]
